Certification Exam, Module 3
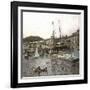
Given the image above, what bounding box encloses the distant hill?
[23,36,43,42]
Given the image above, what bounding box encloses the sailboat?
[34,47,40,58]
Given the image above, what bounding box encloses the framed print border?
[11,1,88,88]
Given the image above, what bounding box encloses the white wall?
[0,0,89,90]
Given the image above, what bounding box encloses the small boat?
[33,47,40,59]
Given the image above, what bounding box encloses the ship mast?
[58,20,61,40]
[49,21,56,54]
[52,21,55,38]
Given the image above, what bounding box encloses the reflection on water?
[22,52,79,77]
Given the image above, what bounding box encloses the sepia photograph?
[22,10,80,78]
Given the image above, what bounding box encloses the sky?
[23,12,81,39]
